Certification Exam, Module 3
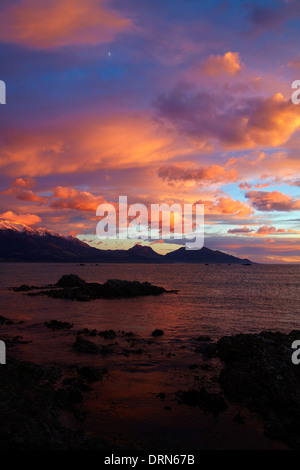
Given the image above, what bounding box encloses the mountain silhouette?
[0,221,253,264]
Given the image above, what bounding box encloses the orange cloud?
[0,0,132,49]
[228,225,298,237]
[156,89,300,149]
[245,190,300,211]
[12,177,36,189]
[158,162,239,186]
[0,210,41,226]
[197,194,253,218]
[1,185,47,204]
[212,196,252,217]
[202,52,242,76]
[228,226,253,234]
[0,114,191,177]
[51,186,106,211]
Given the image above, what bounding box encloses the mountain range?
[0,220,253,264]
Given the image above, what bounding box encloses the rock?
[45,320,73,330]
[77,366,103,384]
[217,330,300,449]
[12,284,32,292]
[0,315,14,325]
[195,342,217,358]
[98,329,116,339]
[25,276,171,301]
[196,335,212,342]
[72,336,100,354]
[152,329,164,337]
[156,392,166,400]
[178,387,227,417]
[101,279,168,298]
[200,364,213,371]
[56,274,86,288]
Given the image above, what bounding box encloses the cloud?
[197,194,253,218]
[12,177,36,189]
[228,225,296,237]
[157,162,238,186]
[228,227,253,234]
[201,52,242,76]
[245,190,300,212]
[256,225,287,235]
[0,113,191,177]
[239,182,252,190]
[288,56,300,69]
[156,89,300,149]
[245,4,284,33]
[50,186,106,211]
[0,0,132,49]
[0,210,41,226]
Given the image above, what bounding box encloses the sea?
[1,262,299,449]
[0,263,299,359]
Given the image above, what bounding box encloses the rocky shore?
[217,330,300,449]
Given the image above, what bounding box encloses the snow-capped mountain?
[0,220,253,263]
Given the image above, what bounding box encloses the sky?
[0,0,300,262]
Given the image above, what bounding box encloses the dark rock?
[56,274,86,288]
[0,315,14,325]
[156,392,166,400]
[12,284,32,292]
[233,411,245,424]
[152,329,164,337]
[27,276,170,301]
[98,329,116,339]
[195,342,217,358]
[196,335,212,342]
[200,364,213,371]
[45,320,73,330]
[178,387,227,417]
[217,330,300,449]
[77,366,104,384]
[72,336,100,354]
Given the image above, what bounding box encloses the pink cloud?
[0,210,41,226]
[201,52,242,76]
[158,162,239,186]
[0,0,132,49]
[245,190,300,211]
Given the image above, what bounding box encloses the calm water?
[0,262,299,449]
[0,263,299,342]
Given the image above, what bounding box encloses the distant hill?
[165,246,253,264]
[0,220,253,264]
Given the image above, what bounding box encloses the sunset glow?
[0,0,300,262]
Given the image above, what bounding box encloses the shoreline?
[0,315,295,450]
